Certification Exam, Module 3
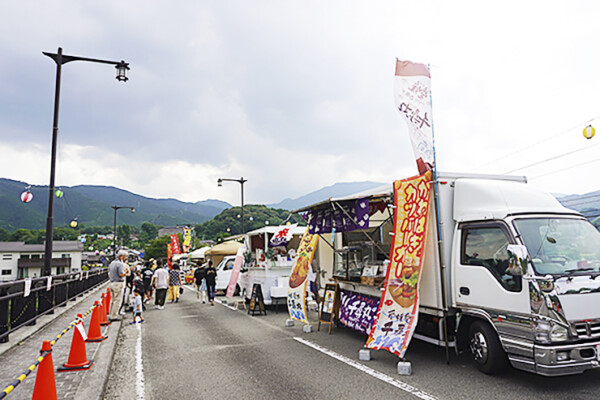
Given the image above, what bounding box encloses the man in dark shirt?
[205,260,217,306]
[193,264,206,302]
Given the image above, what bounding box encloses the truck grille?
[574,321,600,339]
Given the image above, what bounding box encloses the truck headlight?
[550,324,569,342]
[534,320,551,344]
[533,320,569,344]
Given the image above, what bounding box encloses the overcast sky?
[1,1,599,205]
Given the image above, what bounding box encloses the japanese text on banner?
[287,228,319,324]
[394,60,434,175]
[366,172,431,358]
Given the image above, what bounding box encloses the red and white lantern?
[21,191,33,203]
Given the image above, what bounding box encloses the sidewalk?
[0,283,122,400]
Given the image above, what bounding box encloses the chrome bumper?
[527,341,600,376]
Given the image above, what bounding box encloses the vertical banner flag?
[166,243,173,269]
[270,224,297,247]
[366,172,431,358]
[226,247,245,298]
[287,227,319,324]
[170,234,181,255]
[182,227,192,253]
[394,60,434,175]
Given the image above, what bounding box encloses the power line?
[474,115,600,170]
[503,142,600,174]
[530,157,600,180]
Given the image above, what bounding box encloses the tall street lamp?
[112,205,135,259]
[218,177,247,234]
[42,47,129,277]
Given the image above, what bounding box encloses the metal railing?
[0,268,108,343]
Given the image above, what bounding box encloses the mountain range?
[0,178,386,230]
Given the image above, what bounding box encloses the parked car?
[215,255,242,295]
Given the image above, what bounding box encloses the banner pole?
[428,64,450,365]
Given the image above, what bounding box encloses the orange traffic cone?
[32,340,57,400]
[100,293,111,326]
[57,314,94,372]
[105,288,112,315]
[86,301,108,343]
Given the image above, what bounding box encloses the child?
[130,288,144,324]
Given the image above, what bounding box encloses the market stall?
[292,184,394,334]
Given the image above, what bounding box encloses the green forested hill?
[0,178,230,230]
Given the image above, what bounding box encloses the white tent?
[189,247,210,260]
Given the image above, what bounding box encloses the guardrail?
[0,269,108,343]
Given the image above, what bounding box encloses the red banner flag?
[170,234,181,255]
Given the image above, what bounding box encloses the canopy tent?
[204,240,244,267]
[189,247,210,261]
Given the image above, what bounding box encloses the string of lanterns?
[19,186,78,228]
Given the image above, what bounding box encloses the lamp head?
[115,61,130,82]
[217,178,223,187]
[130,207,135,213]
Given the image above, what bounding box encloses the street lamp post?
[42,47,129,277]
[112,205,135,259]
[217,177,248,234]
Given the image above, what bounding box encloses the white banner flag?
[46,276,52,291]
[394,60,434,175]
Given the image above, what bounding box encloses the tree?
[144,235,171,260]
[117,225,132,248]
[139,222,159,243]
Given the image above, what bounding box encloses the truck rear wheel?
[468,320,508,374]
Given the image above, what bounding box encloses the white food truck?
[238,226,307,304]
[300,172,600,376]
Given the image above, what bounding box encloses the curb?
[75,318,122,400]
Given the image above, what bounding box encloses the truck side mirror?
[507,245,529,276]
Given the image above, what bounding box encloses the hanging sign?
[394,59,434,175]
[366,172,431,358]
[46,276,53,291]
[226,247,245,298]
[287,227,319,324]
[339,290,380,335]
[248,283,267,316]
[76,320,87,341]
[24,278,32,297]
[318,283,340,334]
[308,198,369,234]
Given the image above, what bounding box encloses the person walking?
[167,263,182,303]
[152,261,169,310]
[193,264,207,303]
[205,260,217,306]
[141,260,154,303]
[108,250,130,321]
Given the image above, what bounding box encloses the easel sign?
[318,283,339,334]
[248,283,267,316]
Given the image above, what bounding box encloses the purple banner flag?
[308,198,369,234]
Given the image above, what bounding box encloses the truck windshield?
[513,217,600,276]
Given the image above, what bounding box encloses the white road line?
[293,337,439,400]
[135,323,145,400]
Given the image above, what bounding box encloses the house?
[0,241,84,281]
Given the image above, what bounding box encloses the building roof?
[0,241,84,253]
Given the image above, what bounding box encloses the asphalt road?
[104,289,600,400]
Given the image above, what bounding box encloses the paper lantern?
[70,220,78,228]
[583,125,596,140]
[21,191,33,203]
[55,189,64,198]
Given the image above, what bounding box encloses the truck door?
[454,222,530,316]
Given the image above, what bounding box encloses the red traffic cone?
[57,314,94,372]
[105,288,112,315]
[32,340,57,400]
[100,293,111,326]
[86,301,108,342]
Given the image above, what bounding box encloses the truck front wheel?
[468,320,509,374]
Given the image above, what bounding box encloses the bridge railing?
[0,268,108,343]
